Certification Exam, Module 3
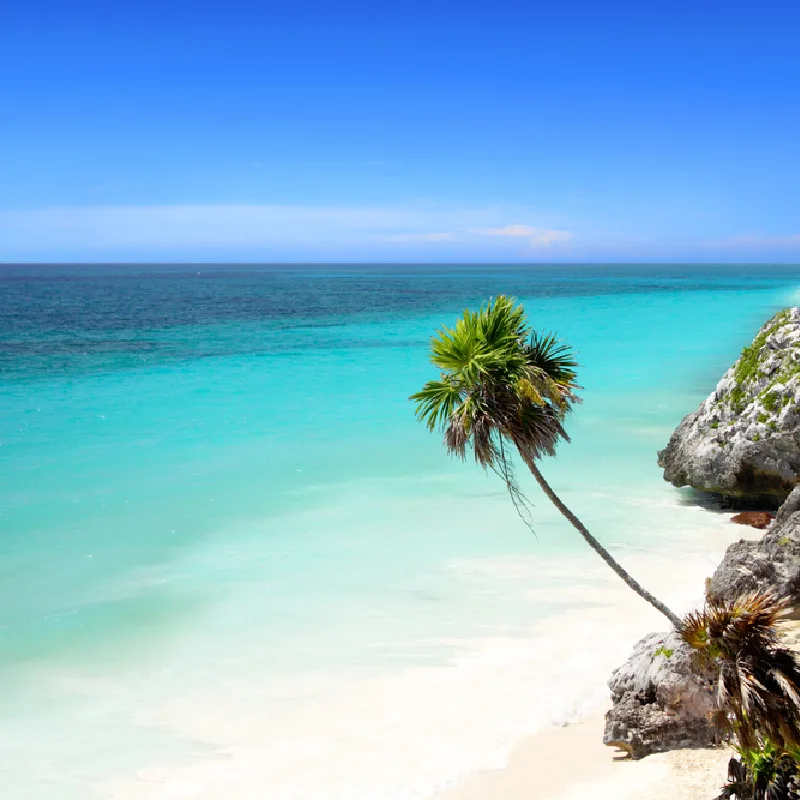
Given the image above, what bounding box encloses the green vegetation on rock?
[726,309,797,416]
[762,390,782,414]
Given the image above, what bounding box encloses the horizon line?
[3,260,800,267]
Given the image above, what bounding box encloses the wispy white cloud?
[478,224,540,237]
[527,229,573,247]
[474,224,574,247]
[4,204,800,263]
[0,204,573,258]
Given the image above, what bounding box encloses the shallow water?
[1,263,799,798]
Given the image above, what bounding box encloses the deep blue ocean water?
[2,263,800,799]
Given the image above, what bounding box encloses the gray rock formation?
[658,308,800,506]
[707,485,800,603]
[775,484,800,529]
[603,488,800,762]
[603,630,720,759]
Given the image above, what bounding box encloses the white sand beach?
[440,621,800,800]
[437,711,731,800]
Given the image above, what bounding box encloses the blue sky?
[2,0,799,262]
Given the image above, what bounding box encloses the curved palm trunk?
[517,451,682,629]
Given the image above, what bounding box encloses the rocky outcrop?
[775,484,800,529]
[730,511,775,529]
[603,630,720,759]
[707,486,800,603]
[604,489,800,760]
[658,308,800,507]
[608,320,800,758]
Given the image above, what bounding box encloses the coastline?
[430,513,769,800]
[435,710,731,800]
[437,542,800,800]
[5,270,797,799]
[100,501,759,799]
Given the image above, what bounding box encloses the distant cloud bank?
[0,203,575,260]
[1,203,799,262]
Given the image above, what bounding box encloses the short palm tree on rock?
[681,591,800,799]
[411,295,681,628]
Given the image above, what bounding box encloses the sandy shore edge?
[434,710,731,800]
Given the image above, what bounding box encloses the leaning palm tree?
[411,295,681,628]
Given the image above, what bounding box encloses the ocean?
[1,263,799,799]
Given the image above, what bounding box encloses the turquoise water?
[1,264,800,798]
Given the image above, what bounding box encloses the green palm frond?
[524,331,581,411]
[410,295,580,469]
[429,299,528,381]
[410,378,464,432]
[429,316,482,373]
[526,330,578,378]
[475,294,529,349]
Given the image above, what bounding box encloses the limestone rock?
[730,511,775,529]
[658,308,800,506]
[708,486,800,603]
[775,485,800,529]
[604,489,800,762]
[603,630,720,759]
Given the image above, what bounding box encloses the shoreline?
[435,608,800,800]
[103,507,756,799]
[434,708,732,800]
[430,511,768,800]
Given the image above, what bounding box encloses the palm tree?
[681,592,800,754]
[681,592,800,800]
[411,295,681,628]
